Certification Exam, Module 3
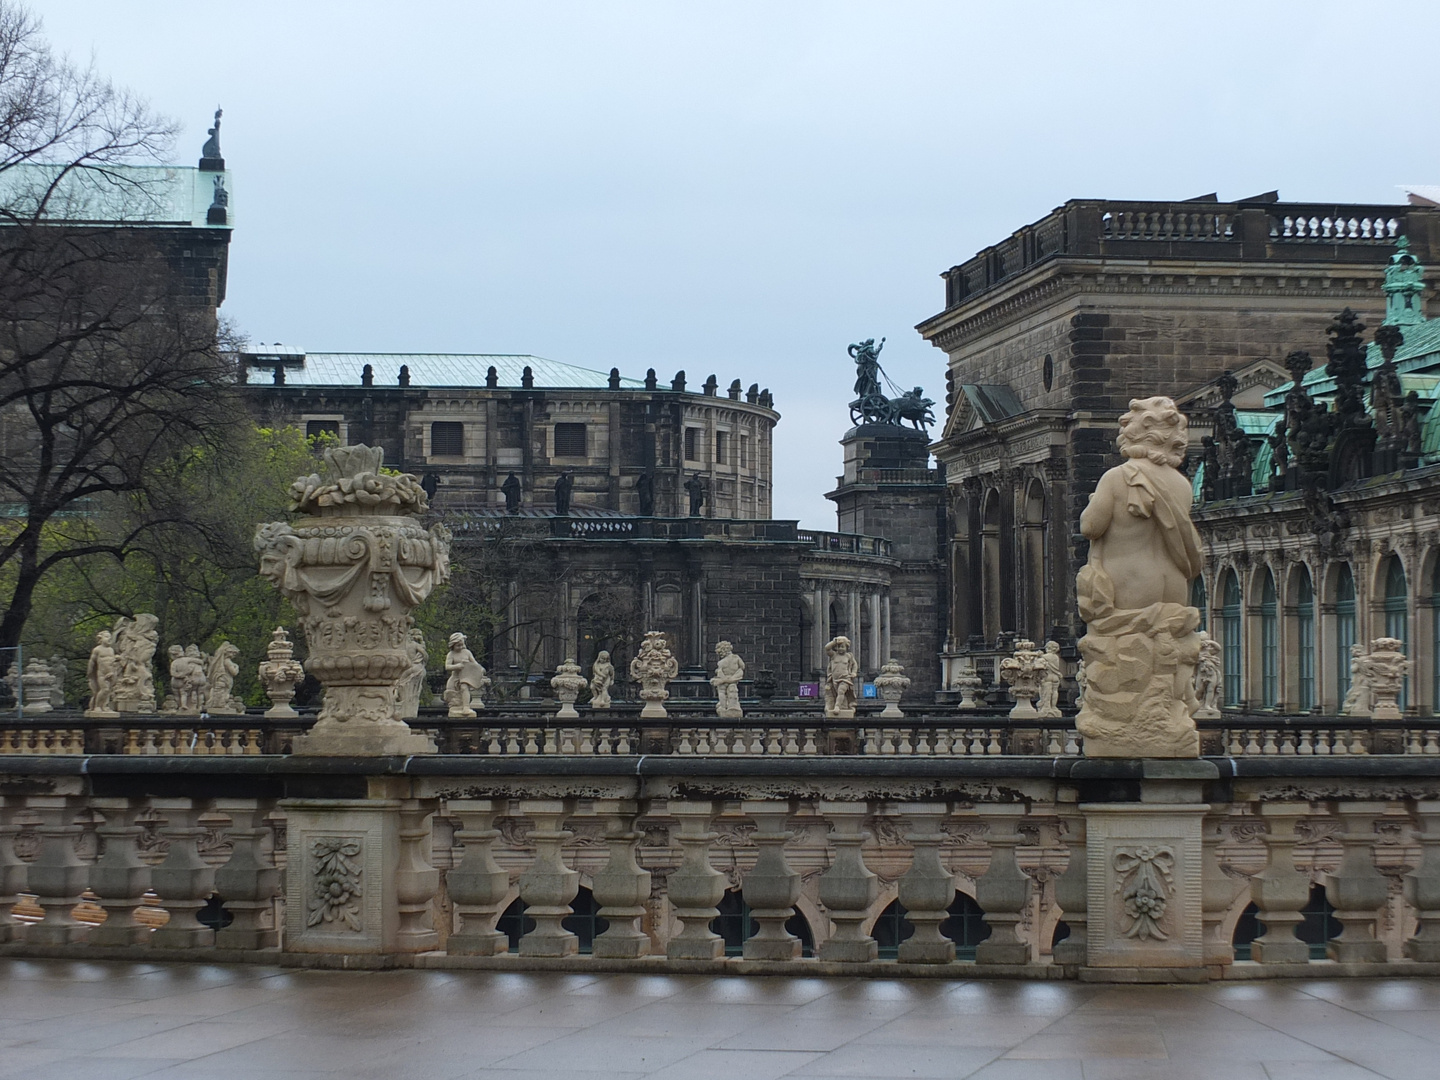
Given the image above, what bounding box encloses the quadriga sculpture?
[255,444,452,755]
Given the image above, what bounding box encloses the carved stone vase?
[258,627,306,718]
[873,658,910,719]
[550,658,587,719]
[255,445,451,756]
[999,640,1043,718]
[629,630,678,719]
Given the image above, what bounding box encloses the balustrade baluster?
[523,730,540,755]
[1325,802,1389,962]
[970,730,986,755]
[666,801,727,960]
[590,799,651,958]
[1298,730,1315,755]
[1427,732,1440,755]
[897,802,955,963]
[1052,814,1086,966]
[816,800,877,961]
[1349,731,1367,755]
[1064,731,1080,755]
[1262,731,1279,755]
[516,799,579,956]
[677,730,693,755]
[934,730,952,755]
[616,730,633,754]
[740,799,801,960]
[150,798,217,948]
[1406,800,1440,961]
[974,809,1030,964]
[1408,731,1424,755]
[1280,732,1297,755]
[766,730,782,755]
[579,730,594,754]
[1316,730,1332,755]
[1333,730,1350,756]
[0,797,26,943]
[783,730,800,755]
[1249,803,1313,963]
[694,729,710,754]
[748,731,764,755]
[801,730,818,755]
[24,795,89,945]
[88,798,152,946]
[987,730,1003,755]
[213,799,281,949]
[446,799,510,956]
[915,730,931,756]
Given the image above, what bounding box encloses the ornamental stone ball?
[254,443,452,755]
[1075,396,1204,758]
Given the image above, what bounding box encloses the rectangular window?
[739,434,750,469]
[430,421,464,456]
[714,430,729,466]
[306,420,339,440]
[1223,613,1242,707]
[1298,603,1315,712]
[684,427,698,461]
[553,423,587,457]
[1261,612,1279,709]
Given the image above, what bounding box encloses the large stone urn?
[254,445,451,755]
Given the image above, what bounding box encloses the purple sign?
[797,682,819,698]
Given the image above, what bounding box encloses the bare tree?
[0,2,233,650]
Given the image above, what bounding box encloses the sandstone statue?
[1365,637,1409,721]
[710,640,745,719]
[1074,657,1087,709]
[258,627,306,718]
[999,639,1045,718]
[551,658,587,719]
[1075,397,1204,758]
[444,632,490,718]
[1193,632,1222,719]
[1035,641,1063,717]
[46,655,66,709]
[630,630,679,719]
[112,614,159,713]
[1341,644,1373,718]
[85,630,121,717]
[395,628,429,720]
[167,645,208,714]
[823,636,859,718]
[874,658,910,719]
[255,443,452,754]
[589,650,615,709]
[205,641,245,715]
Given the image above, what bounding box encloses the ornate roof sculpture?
[847,337,935,432]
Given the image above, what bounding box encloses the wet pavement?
[0,959,1437,1079]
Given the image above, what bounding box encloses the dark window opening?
[684,427,699,461]
[553,423,587,458]
[714,430,729,465]
[1231,884,1340,960]
[873,893,992,960]
[496,887,608,954]
[431,421,464,456]
[710,889,813,957]
[306,420,340,441]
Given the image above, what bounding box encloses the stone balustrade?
[0,754,1439,979]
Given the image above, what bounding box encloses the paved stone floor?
[2,961,1439,1080]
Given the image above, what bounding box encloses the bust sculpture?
[710,640,745,719]
[1075,397,1204,757]
[589,650,615,709]
[823,636,859,719]
[444,632,490,717]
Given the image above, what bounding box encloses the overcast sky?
[38,1,1440,528]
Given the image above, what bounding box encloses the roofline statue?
[847,337,934,433]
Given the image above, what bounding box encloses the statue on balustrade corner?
[554,471,573,516]
[395,628,429,720]
[502,472,522,514]
[711,640,745,719]
[112,613,159,713]
[630,630,679,719]
[85,629,120,717]
[204,642,245,715]
[589,650,615,709]
[1341,644,1372,718]
[444,632,490,718]
[551,658,587,719]
[255,443,452,754]
[1036,641,1063,719]
[1343,638,1409,720]
[1076,397,1204,758]
[1193,632,1222,719]
[823,635,859,719]
[685,473,706,516]
[258,627,305,718]
[165,645,209,714]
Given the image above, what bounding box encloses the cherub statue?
[1036,641,1063,717]
[1341,643,1373,717]
[823,636,860,718]
[85,630,120,717]
[1193,631,1222,718]
[444,632,490,717]
[711,640,745,719]
[589,650,615,709]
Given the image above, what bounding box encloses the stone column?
[25,795,89,945]
[741,800,801,960]
[816,800,877,962]
[1248,803,1313,964]
[1051,814,1087,966]
[897,802,955,964]
[1406,800,1440,962]
[666,801,727,960]
[1200,810,1242,968]
[212,800,281,950]
[881,593,892,665]
[150,799,217,948]
[396,797,440,952]
[1325,801,1389,963]
[867,592,882,676]
[848,592,864,671]
[975,808,1031,964]
[516,799,579,957]
[591,798,652,959]
[446,799,510,956]
[88,798,152,947]
[0,797,25,944]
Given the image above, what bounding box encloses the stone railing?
[4,754,1440,978]
[797,530,894,557]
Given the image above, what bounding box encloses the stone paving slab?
[0,959,1436,1079]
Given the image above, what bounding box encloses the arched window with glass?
[1190,576,1208,633]
[1384,557,1409,709]
[1335,565,1356,704]
[1259,571,1279,709]
[1221,570,1242,707]
[1296,567,1316,712]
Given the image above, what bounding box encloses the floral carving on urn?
[258,627,305,718]
[550,658,587,719]
[254,444,451,755]
[873,659,910,718]
[629,631,678,719]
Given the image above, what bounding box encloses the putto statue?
[444,632,490,718]
[1193,632,1222,719]
[847,336,935,432]
[823,635,859,718]
[710,640,745,719]
[1036,641,1064,718]
[258,627,305,718]
[395,628,429,720]
[167,645,209,714]
[1075,397,1204,757]
[255,444,452,754]
[85,630,120,717]
[630,630,679,718]
[205,642,245,715]
[589,650,615,709]
[1341,643,1373,717]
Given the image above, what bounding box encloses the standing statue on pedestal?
[711,640,745,719]
[554,472,573,516]
[1075,397,1204,758]
[589,650,614,708]
[685,474,706,516]
[205,642,244,715]
[167,645,208,714]
[395,629,428,720]
[636,473,655,516]
[501,472,522,513]
[630,630,678,718]
[113,614,159,713]
[1193,632,1222,719]
[444,632,490,717]
[823,636,859,718]
[1341,644,1372,717]
[1036,641,1064,718]
[85,630,120,717]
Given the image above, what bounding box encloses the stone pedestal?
[816,800,878,962]
[517,799,580,957]
[590,799,652,959]
[1406,800,1440,962]
[282,794,438,954]
[740,800,801,961]
[974,808,1032,964]
[1051,815,1087,966]
[897,803,955,964]
[666,801,727,961]
[447,800,511,956]
[1080,761,1214,974]
[213,799,281,950]
[1325,801,1388,963]
[1248,803,1313,964]
[25,796,89,945]
[88,799,152,947]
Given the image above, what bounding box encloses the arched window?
[1336,565,1356,703]
[1296,567,1316,712]
[1385,558,1409,709]
[1190,576,1208,632]
[872,892,992,960]
[1260,571,1278,709]
[1221,571,1242,707]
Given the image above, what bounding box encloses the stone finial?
[199,107,224,169]
[589,651,614,709]
[954,660,981,709]
[702,374,718,396]
[521,365,534,389]
[1357,637,1409,721]
[728,379,742,400]
[361,363,374,387]
[258,627,305,718]
[19,659,54,714]
[608,367,621,390]
[873,658,910,718]
[444,632,489,718]
[629,631,678,719]
[710,640,745,719]
[1384,235,1426,327]
[398,364,411,387]
[485,365,498,388]
[822,636,859,718]
[671,370,686,392]
[551,659,587,719]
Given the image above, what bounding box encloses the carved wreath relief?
[308,836,364,932]
[1114,844,1175,941]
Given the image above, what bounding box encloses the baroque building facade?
[918,195,1440,693]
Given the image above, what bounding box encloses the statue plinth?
[256,446,451,757]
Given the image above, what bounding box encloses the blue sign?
[862,682,878,699]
